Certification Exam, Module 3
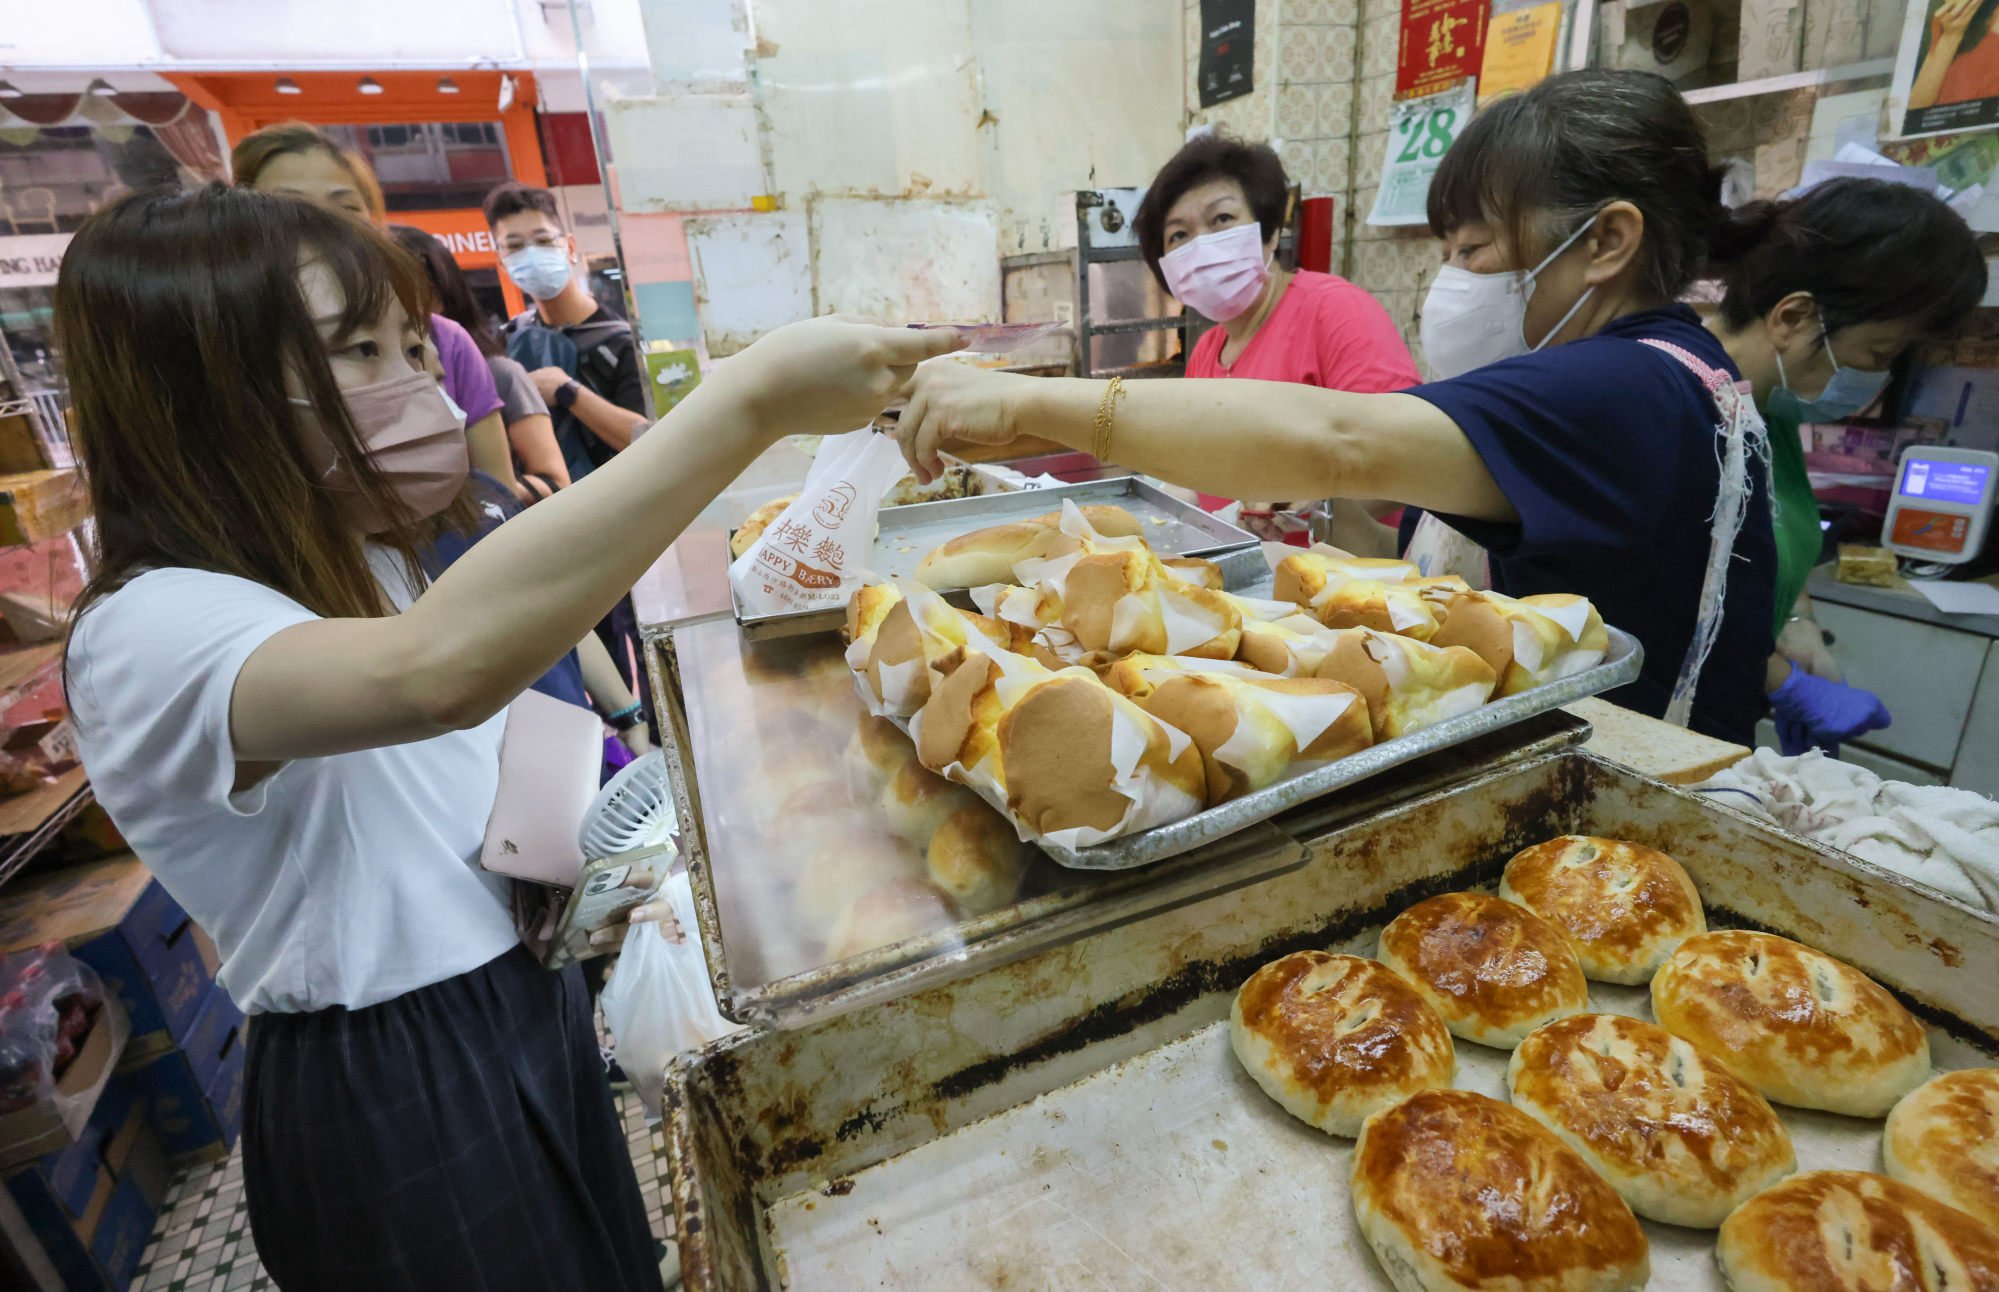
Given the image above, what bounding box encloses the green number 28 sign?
[1368,80,1474,227]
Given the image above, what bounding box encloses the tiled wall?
[1344,0,1440,371]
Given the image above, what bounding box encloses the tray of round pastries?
[662,745,1999,1291]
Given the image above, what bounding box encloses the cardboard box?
[0,533,87,645]
[0,471,88,548]
[129,985,245,1161]
[5,1095,168,1292]
[0,999,129,1171]
[0,857,214,1057]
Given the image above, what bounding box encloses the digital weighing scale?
[1883,445,1998,564]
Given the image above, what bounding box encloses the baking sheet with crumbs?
[765,932,1990,1290]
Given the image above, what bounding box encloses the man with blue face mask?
[482,181,649,486]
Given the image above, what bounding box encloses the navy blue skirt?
[242,945,657,1292]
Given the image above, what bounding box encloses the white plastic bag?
[600,871,737,1123]
[727,427,906,616]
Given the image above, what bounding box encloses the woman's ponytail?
[1707,199,1782,269]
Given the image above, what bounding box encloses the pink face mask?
[1159,221,1273,322]
[294,371,470,533]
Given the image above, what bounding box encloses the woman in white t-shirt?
[58,187,960,1291]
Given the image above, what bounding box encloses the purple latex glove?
[600,733,636,787]
[1770,662,1890,757]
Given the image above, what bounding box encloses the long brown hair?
[60,185,477,638]
[231,122,386,222]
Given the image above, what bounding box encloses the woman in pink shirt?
[1134,135,1417,531]
[1134,134,1418,392]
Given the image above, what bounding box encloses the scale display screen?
[1900,457,1992,506]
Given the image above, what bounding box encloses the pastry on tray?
[1717,1170,1999,1291]
[1884,1067,1999,1231]
[1651,930,1931,1117]
[1311,627,1498,740]
[1507,1013,1795,1227]
[1230,951,1454,1137]
[1377,892,1589,1050]
[912,503,1143,590]
[1351,1089,1649,1292]
[1499,835,1705,984]
[1429,589,1609,695]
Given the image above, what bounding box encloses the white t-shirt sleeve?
[70,569,320,823]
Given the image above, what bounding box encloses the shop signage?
[391,209,502,270]
[1397,0,1490,100]
[1891,0,1999,138]
[1199,0,1257,108]
[1368,80,1475,226]
[0,234,73,291]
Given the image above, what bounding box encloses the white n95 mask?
[1420,214,1601,380]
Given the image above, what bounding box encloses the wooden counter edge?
[1561,697,1751,786]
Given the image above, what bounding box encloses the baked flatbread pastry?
[1507,1013,1795,1227]
[1499,835,1705,984]
[1651,930,1930,1116]
[1884,1068,1999,1231]
[1377,891,1589,1049]
[1429,590,1609,695]
[1716,1170,1999,1292]
[1351,1089,1649,1292]
[1229,952,1454,1137]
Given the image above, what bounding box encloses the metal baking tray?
[896,627,1642,871]
[730,476,1263,640]
[664,750,1999,1290]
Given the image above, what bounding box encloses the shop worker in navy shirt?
[890,68,1777,746]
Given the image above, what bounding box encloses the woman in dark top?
[893,69,1777,744]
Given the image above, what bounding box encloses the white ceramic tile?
[1315,81,1357,137]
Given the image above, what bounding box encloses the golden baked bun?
[1884,1068,1999,1231]
[823,878,957,961]
[924,805,1027,916]
[1376,892,1588,1050]
[1161,556,1223,589]
[1651,930,1930,1116]
[1351,1089,1649,1292]
[790,840,920,931]
[843,715,917,794]
[729,494,796,558]
[1229,952,1454,1137]
[912,504,1143,590]
[1507,1013,1795,1227]
[877,759,981,848]
[1716,1170,1999,1292]
[1499,835,1705,984]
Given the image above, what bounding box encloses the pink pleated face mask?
[1159,221,1273,322]
[294,372,469,533]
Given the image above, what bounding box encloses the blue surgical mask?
[1773,331,1891,424]
[502,244,573,301]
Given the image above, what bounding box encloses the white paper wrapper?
[1232,595,1307,622]
[1406,682,1493,730]
[1011,548,1085,601]
[1158,587,1230,655]
[1510,616,1604,684]
[1385,595,1431,634]
[1534,596,1596,642]
[1208,686,1358,777]
[876,657,925,718]
[1057,498,1145,553]
[727,427,901,615]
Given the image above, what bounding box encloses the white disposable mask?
[1774,329,1892,424]
[1420,214,1601,380]
[1159,222,1274,322]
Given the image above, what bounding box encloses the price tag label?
[1368,80,1475,228]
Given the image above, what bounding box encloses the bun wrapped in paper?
[1229,595,1351,676]
[1313,626,1498,739]
[845,583,1023,718]
[1161,556,1223,589]
[975,503,1241,663]
[1273,550,1472,639]
[1429,591,1609,695]
[912,629,1205,847]
[913,503,1143,590]
[1102,655,1372,804]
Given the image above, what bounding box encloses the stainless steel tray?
[731,476,1263,640]
[664,750,1999,1291]
[928,626,1643,871]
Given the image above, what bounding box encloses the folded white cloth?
[1698,748,1999,913]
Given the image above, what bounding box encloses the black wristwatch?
[553,379,581,412]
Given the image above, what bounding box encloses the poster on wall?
[1890,0,1999,138]
[1477,1,1562,106]
[1369,81,1476,226]
[1199,0,1257,108]
[1398,0,1489,100]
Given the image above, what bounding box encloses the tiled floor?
[128,1089,676,1292]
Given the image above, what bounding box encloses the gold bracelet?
[1092,375,1126,463]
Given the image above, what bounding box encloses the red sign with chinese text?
[1397,0,1489,100]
